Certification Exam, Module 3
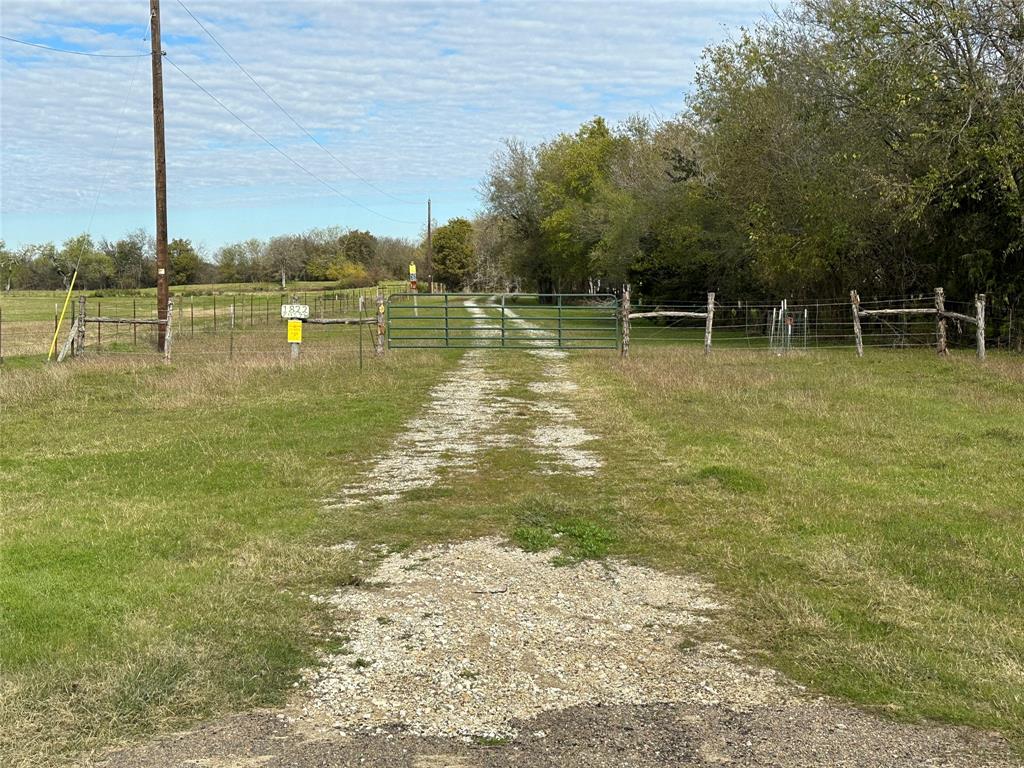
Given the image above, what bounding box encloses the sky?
[0,0,775,252]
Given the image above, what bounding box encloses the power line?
[0,34,150,58]
[165,55,419,225]
[84,37,149,238]
[174,0,421,206]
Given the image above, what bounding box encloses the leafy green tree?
[432,217,477,290]
[0,240,19,291]
[265,235,305,288]
[484,139,546,289]
[215,243,244,283]
[168,238,201,284]
[374,236,419,279]
[341,230,378,265]
[326,259,370,287]
[105,229,151,289]
[57,234,112,289]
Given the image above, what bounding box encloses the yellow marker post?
[287,318,302,359]
[47,270,79,361]
[409,261,419,317]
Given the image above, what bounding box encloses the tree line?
[0,227,421,292]
[480,0,1022,325]
[3,0,1019,334]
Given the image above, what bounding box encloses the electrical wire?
[44,29,149,359]
[0,34,150,58]
[165,55,419,225]
[174,0,422,206]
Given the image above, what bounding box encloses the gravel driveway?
[93,539,1020,768]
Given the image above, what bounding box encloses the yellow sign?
[287,319,303,343]
[409,261,417,278]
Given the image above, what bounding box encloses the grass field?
[1,334,1022,765]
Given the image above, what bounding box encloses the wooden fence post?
[76,296,86,356]
[164,299,174,363]
[620,284,631,358]
[934,287,947,356]
[376,291,386,354]
[850,290,864,357]
[56,317,79,362]
[976,293,986,360]
[704,291,715,356]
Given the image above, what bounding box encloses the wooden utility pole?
[426,198,432,271]
[150,0,170,351]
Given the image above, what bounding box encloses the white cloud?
[0,0,775,245]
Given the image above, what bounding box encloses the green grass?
[569,348,1024,739]
[0,344,460,766]
[1,343,1022,765]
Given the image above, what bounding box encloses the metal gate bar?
[387,293,620,350]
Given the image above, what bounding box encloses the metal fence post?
[444,293,450,348]
[621,284,631,358]
[501,294,506,347]
[557,294,563,348]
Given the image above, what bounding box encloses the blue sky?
[1,1,775,252]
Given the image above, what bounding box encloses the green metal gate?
[387,293,620,350]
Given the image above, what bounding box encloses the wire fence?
[0,287,1019,364]
[627,292,1021,353]
[0,283,407,363]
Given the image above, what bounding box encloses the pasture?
[0,282,405,360]
[0,305,1021,765]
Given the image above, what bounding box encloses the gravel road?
[93,539,1020,768]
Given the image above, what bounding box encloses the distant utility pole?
[150,0,169,351]
[426,198,432,269]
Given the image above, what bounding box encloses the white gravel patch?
[527,380,579,395]
[530,425,603,475]
[299,538,791,740]
[324,351,515,508]
[327,299,601,506]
